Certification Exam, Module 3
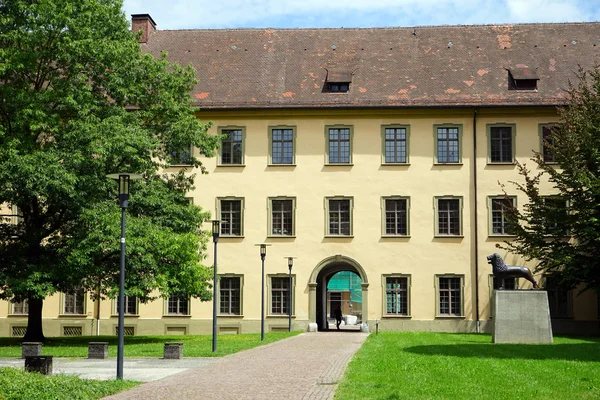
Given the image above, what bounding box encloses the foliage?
[336,332,600,400]
[0,0,220,340]
[0,367,138,400]
[0,331,302,358]
[499,67,600,292]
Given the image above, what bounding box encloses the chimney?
[131,14,156,44]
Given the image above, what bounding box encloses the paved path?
[0,357,218,382]
[104,331,368,400]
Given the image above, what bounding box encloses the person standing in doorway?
[334,307,342,330]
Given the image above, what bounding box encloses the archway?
[308,255,369,331]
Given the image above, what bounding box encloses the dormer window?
[326,69,352,93]
[508,67,539,91]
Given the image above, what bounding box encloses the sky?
[122,0,600,30]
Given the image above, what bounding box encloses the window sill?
[487,162,515,165]
[325,235,354,238]
[110,314,140,318]
[382,315,412,318]
[7,314,28,317]
[433,162,463,166]
[435,315,465,319]
[168,163,194,168]
[381,163,410,166]
[434,235,464,238]
[267,314,296,318]
[267,163,296,167]
[217,164,246,167]
[488,234,517,238]
[218,314,244,318]
[324,163,353,166]
[162,314,192,318]
[220,235,245,239]
[59,314,88,318]
[381,235,411,238]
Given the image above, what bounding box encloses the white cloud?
[506,0,589,23]
[122,0,600,29]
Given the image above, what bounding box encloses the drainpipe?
[473,108,481,333]
[96,280,101,336]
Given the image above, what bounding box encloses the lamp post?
[286,257,296,332]
[106,173,142,380]
[255,244,270,341]
[211,220,220,353]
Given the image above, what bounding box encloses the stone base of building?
[492,290,553,344]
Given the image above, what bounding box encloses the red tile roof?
[141,22,600,109]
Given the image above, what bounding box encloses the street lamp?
[211,220,220,353]
[285,257,296,332]
[255,244,271,341]
[106,173,142,380]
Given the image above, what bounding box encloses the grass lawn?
[0,331,301,358]
[0,367,138,400]
[335,332,600,400]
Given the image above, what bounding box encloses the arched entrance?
[308,255,369,331]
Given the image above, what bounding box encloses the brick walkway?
[103,331,368,400]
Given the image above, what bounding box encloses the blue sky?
[122,0,600,30]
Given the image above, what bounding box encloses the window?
[326,69,352,93]
[169,144,192,166]
[11,300,28,315]
[508,68,539,91]
[382,197,409,236]
[489,275,517,317]
[384,276,410,316]
[115,296,138,315]
[325,126,352,164]
[543,196,569,235]
[488,196,516,236]
[11,205,22,225]
[488,124,515,163]
[493,277,516,290]
[167,295,189,315]
[270,276,290,315]
[540,124,557,163]
[544,276,572,318]
[382,125,409,164]
[219,276,241,315]
[63,288,85,315]
[269,197,295,237]
[218,198,244,236]
[269,127,295,165]
[436,276,463,317]
[435,197,462,236]
[326,197,353,236]
[435,125,461,163]
[219,127,244,165]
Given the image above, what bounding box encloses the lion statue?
[487,253,539,289]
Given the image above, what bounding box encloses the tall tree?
[500,67,600,293]
[0,0,220,341]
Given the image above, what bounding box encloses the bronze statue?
[487,253,539,289]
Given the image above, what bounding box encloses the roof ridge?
[157,21,600,33]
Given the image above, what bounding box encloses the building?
[2,15,599,337]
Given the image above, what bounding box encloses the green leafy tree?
[0,0,220,341]
[500,67,600,293]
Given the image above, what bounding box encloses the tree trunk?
[22,297,45,342]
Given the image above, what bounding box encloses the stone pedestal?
[492,290,553,344]
[164,342,183,359]
[22,342,42,359]
[88,342,109,359]
[24,356,53,375]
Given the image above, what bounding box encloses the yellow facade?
[2,106,597,337]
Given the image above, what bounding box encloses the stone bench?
[164,342,183,359]
[88,342,109,359]
[22,342,42,359]
[24,355,53,375]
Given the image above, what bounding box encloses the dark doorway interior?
[315,262,362,331]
